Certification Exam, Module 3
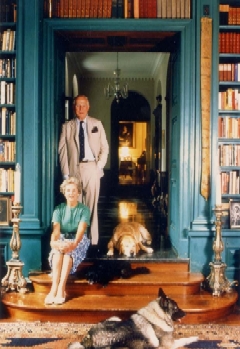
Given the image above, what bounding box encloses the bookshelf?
[0,1,17,197]
[218,1,240,229]
[43,0,191,19]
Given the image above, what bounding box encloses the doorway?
[118,121,147,185]
[44,23,194,257]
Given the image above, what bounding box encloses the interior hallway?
[96,182,175,258]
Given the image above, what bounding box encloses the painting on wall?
[0,197,11,226]
[230,200,240,229]
[119,122,135,148]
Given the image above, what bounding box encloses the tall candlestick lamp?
[204,170,238,296]
[1,164,28,293]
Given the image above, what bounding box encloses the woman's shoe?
[54,296,66,305]
[44,294,55,305]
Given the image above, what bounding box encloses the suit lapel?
[71,119,79,150]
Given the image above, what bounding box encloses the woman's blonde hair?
[60,177,81,195]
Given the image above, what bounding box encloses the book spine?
[68,0,73,17]
[118,0,124,18]
[161,0,166,18]
[171,0,177,18]
[180,0,184,18]
[63,0,69,17]
[102,0,108,17]
[139,0,144,18]
[148,0,157,18]
[72,0,77,16]
[112,0,118,17]
[228,6,233,24]
[219,63,223,82]
[166,0,171,18]
[85,0,90,17]
[133,0,139,18]
[184,0,190,18]
[107,0,112,17]
[156,0,161,18]
[59,0,64,17]
[98,0,103,17]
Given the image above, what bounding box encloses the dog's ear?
[158,288,166,298]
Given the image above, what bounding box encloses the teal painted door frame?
[42,16,197,259]
[15,0,223,274]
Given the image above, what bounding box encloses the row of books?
[218,144,240,167]
[219,63,240,82]
[218,117,240,138]
[0,58,16,78]
[0,81,15,105]
[219,33,240,54]
[221,171,240,195]
[0,29,16,51]
[0,108,16,135]
[0,1,17,23]
[44,0,191,19]
[218,89,240,110]
[219,5,240,26]
[0,168,14,193]
[0,140,16,162]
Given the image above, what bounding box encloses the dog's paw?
[107,250,114,256]
[67,342,84,349]
[146,247,154,254]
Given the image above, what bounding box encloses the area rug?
[0,322,240,348]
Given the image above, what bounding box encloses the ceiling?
[57,30,178,79]
[67,51,169,79]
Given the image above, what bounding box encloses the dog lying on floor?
[107,222,154,257]
[67,288,198,349]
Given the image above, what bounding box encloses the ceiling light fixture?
[104,52,128,103]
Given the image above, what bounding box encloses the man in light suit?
[58,95,109,248]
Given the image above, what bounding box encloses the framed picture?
[119,122,135,148]
[230,200,240,229]
[0,197,11,226]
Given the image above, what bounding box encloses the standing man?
[58,95,109,250]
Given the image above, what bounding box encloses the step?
[29,270,204,296]
[1,259,238,324]
[1,290,238,324]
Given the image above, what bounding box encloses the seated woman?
[45,177,90,305]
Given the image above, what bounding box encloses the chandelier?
[104,52,128,103]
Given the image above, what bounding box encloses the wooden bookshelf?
[218,1,240,228]
[43,0,191,19]
[0,0,17,197]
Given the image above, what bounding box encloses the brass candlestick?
[205,205,238,296]
[1,204,28,293]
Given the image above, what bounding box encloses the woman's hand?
[59,240,77,254]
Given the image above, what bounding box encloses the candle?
[216,171,221,205]
[14,163,21,204]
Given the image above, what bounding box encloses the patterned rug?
[0,322,240,348]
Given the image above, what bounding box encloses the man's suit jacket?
[58,116,109,178]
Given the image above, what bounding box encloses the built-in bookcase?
[43,0,191,19]
[0,1,17,196]
[218,0,240,228]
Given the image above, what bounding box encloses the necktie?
[79,121,85,161]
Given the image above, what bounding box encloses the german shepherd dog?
[67,288,198,349]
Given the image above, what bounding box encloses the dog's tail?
[172,336,199,349]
